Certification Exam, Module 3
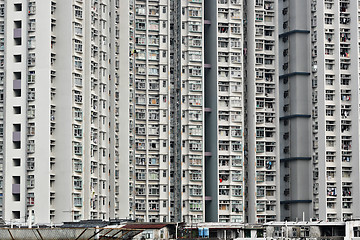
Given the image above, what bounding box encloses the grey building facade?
[0,0,128,224]
[279,0,360,222]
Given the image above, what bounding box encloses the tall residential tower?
[279,0,360,222]
[126,0,280,224]
[0,0,127,224]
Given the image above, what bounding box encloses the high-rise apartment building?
[244,0,280,224]
[128,0,206,223]
[0,0,128,224]
[128,0,174,223]
[204,0,246,224]
[126,0,280,224]
[3,0,360,226]
[279,0,360,222]
[126,0,360,224]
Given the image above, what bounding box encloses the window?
[73,125,82,138]
[189,200,202,211]
[28,88,35,101]
[188,110,202,121]
[189,140,202,151]
[27,123,35,136]
[190,170,202,181]
[148,50,159,61]
[148,35,159,46]
[27,193,34,206]
[230,24,241,34]
[232,171,242,182]
[148,139,159,150]
[73,73,82,87]
[136,170,146,181]
[25,161,35,177]
[73,194,82,207]
[148,185,159,195]
[135,5,146,15]
[325,14,334,25]
[28,53,35,66]
[149,155,159,165]
[14,54,21,62]
[74,39,82,53]
[232,141,242,152]
[74,56,82,70]
[149,170,159,180]
[189,7,201,18]
[256,186,265,197]
[149,200,159,210]
[28,1,35,14]
[256,128,264,138]
[74,107,82,121]
[148,109,159,120]
[74,22,82,36]
[256,142,265,153]
[73,142,82,155]
[73,176,82,190]
[135,94,146,105]
[189,126,202,136]
[74,90,82,103]
[73,160,82,172]
[136,199,146,210]
[189,51,202,62]
[189,36,202,47]
[14,158,21,167]
[148,20,159,31]
[189,21,201,32]
[189,185,202,196]
[74,5,83,19]
[148,67,159,76]
[135,109,146,120]
[188,95,202,106]
[27,175,35,188]
[135,34,146,45]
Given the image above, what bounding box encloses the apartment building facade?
[6,0,360,226]
[127,0,360,224]
[128,0,173,223]
[126,0,280,224]
[128,0,206,223]
[204,0,246,224]
[310,0,360,222]
[279,0,360,222]
[0,0,126,224]
[245,0,280,223]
